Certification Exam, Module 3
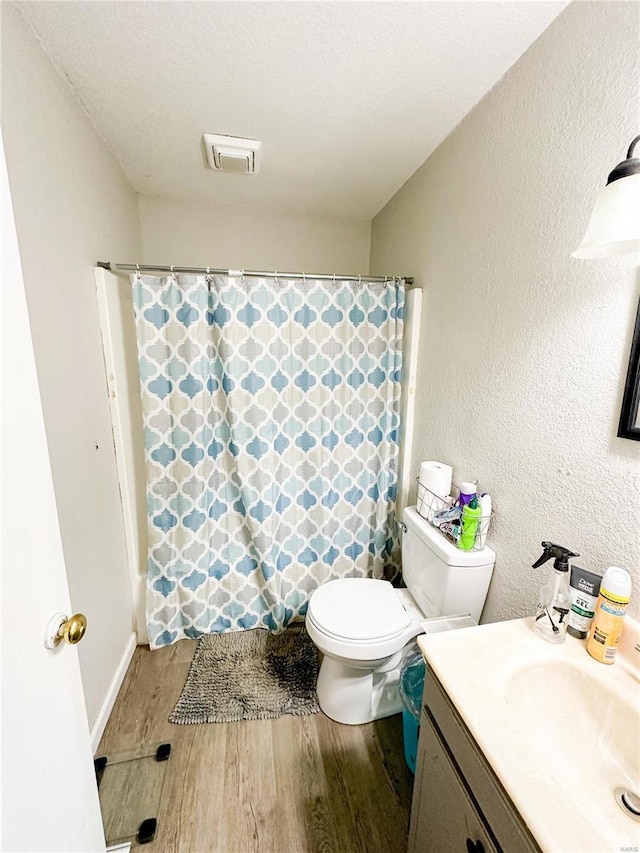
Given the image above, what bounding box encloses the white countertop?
[418,617,640,853]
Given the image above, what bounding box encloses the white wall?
[371,1,640,620]
[95,268,148,644]
[139,196,371,272]
[1,3,140,729]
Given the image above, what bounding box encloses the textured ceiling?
[18,1,568,219]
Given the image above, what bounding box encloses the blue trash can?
[399,646,426,774]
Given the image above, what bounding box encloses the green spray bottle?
[458,496,481,551]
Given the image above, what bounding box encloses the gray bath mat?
[169,622,320,724]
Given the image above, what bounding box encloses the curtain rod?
[96,261,414,287]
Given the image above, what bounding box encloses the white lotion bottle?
[478,493,492,548]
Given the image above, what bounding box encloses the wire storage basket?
[415,478,493,551]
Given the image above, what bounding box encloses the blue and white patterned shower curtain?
[132,273,404,648]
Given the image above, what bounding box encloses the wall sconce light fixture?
[573,135,640,259]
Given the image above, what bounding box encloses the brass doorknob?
[44,612,88,649]
[60,614,87,645]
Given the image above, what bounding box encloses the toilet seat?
[305,578,423,662]
[307,578,411,641]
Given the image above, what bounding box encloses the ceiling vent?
[203,133,261,174]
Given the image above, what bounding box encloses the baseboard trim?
[90,632,137,754]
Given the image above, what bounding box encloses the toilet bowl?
[305,505,496,725]
[305,578,426,724]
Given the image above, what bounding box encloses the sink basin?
[505,660,639,845]
[418,617,640,852]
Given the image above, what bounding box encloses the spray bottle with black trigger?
[532,542,579,644]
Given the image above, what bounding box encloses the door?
[1,135,106,851]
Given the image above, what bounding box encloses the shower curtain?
[132,273,404,648]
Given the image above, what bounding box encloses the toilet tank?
[402,505,496,623]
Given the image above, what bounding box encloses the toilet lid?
[308,578,411,641]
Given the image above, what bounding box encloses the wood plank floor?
[98,640,415,853]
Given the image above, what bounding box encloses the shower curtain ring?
[135,263,141,280]
[358,274,362,288]
[170,265,177,281]
[332,273,336,286]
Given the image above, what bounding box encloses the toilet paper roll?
[417,461,453,521]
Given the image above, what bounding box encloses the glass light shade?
[572,173,640,258]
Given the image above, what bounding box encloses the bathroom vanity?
[410,617,640,853]
[408,667,539,852]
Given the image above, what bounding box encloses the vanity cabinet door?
[408,709,497,853]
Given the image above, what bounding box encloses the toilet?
[305,504,496,725]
